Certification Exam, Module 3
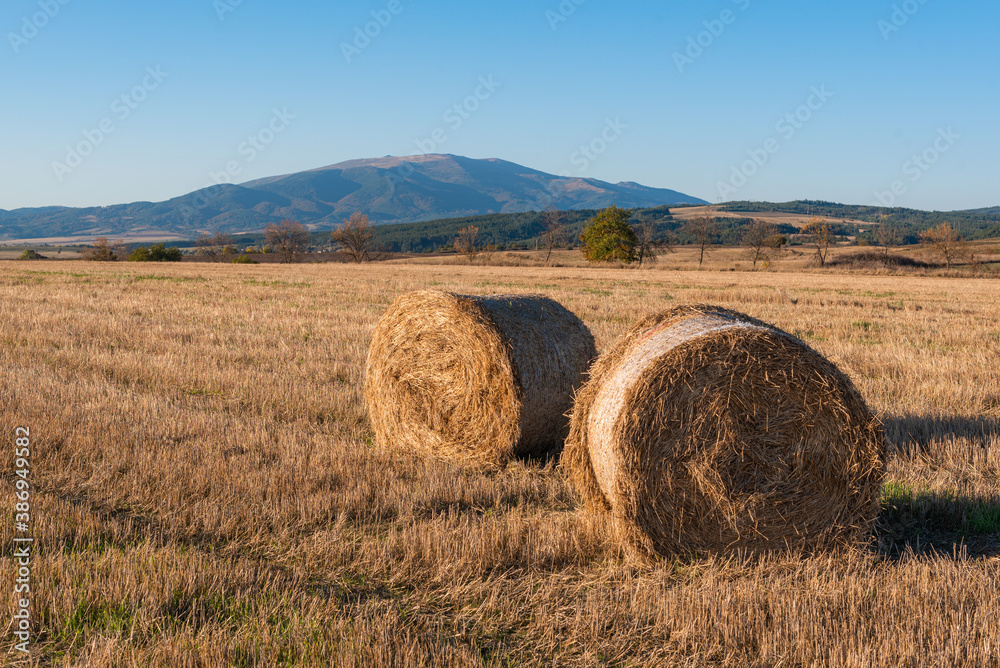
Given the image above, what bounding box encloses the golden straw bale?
[565,304,885,558]
[366,290,596,469]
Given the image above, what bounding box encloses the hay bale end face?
[365,290,597,468]
[565,304,885,557]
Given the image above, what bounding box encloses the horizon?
[2,0,998,213]
[1,150,995,216]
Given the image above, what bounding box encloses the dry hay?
[365,290,597,469]
[564,304,885,558]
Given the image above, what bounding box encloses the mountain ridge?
[0,154,707,240]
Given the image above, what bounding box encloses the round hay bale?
[564,304,885,557]
[365,290,597,469]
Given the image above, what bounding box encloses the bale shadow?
[513,448,563,469]
[874,413,1000,558]
[873,484,1000,559]
[881,414,1000,451]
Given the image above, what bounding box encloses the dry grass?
[1,260,999,667]
[401,243,1000,276]
[365,290,595,468]
[566,304,884,558]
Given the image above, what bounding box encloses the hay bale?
[365,290,596,468]
[565,304,884,557]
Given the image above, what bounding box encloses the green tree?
[128,243,183,262]
[580,205,637,263]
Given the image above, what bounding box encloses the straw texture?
[564,304,885,558]
[365,290,597,469]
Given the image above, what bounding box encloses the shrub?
[128,247,151,262]
[231,255,259,264]
[827,251,931,269]
[18,249,45,260]
[128,243,183,262]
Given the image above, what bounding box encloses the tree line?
[62,206,985,271]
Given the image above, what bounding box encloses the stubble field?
[2,258,999,666]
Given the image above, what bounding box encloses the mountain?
[0,154,707,240]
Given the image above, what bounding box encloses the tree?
[18,249,45,260]
[633,220,671,267]
[920,223,963,268]
[128,243,183,262]
[581,205,637,264]
[82,237,126,261]
[196,232,237,262]
[542,206,564,263]
[265,219,310,263]
[331,212,386,263]
[683,215,719,267]
[741,220,779,270]
[802,217,833,267]
[874,220,904,263]
[454,225,481,262]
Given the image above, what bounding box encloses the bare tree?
[480,243,499,265]
[265,219,311,263]
[542,206,564,263]
[331,212,387,263]
[81,236,126,261]
[802,217,834,267]
[741,219,779,270]
[633,220,671,267]
[874,220,904,263]
[920,223,964,269]
[454,225,481,262]
[684,215,719,267]
[195,231,236,262]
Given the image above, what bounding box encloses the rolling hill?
[0,154,707,240]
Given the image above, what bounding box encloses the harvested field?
[1,260,998,666]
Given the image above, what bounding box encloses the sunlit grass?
[1,259,998,666]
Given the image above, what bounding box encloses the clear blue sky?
[2,0,997,211]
